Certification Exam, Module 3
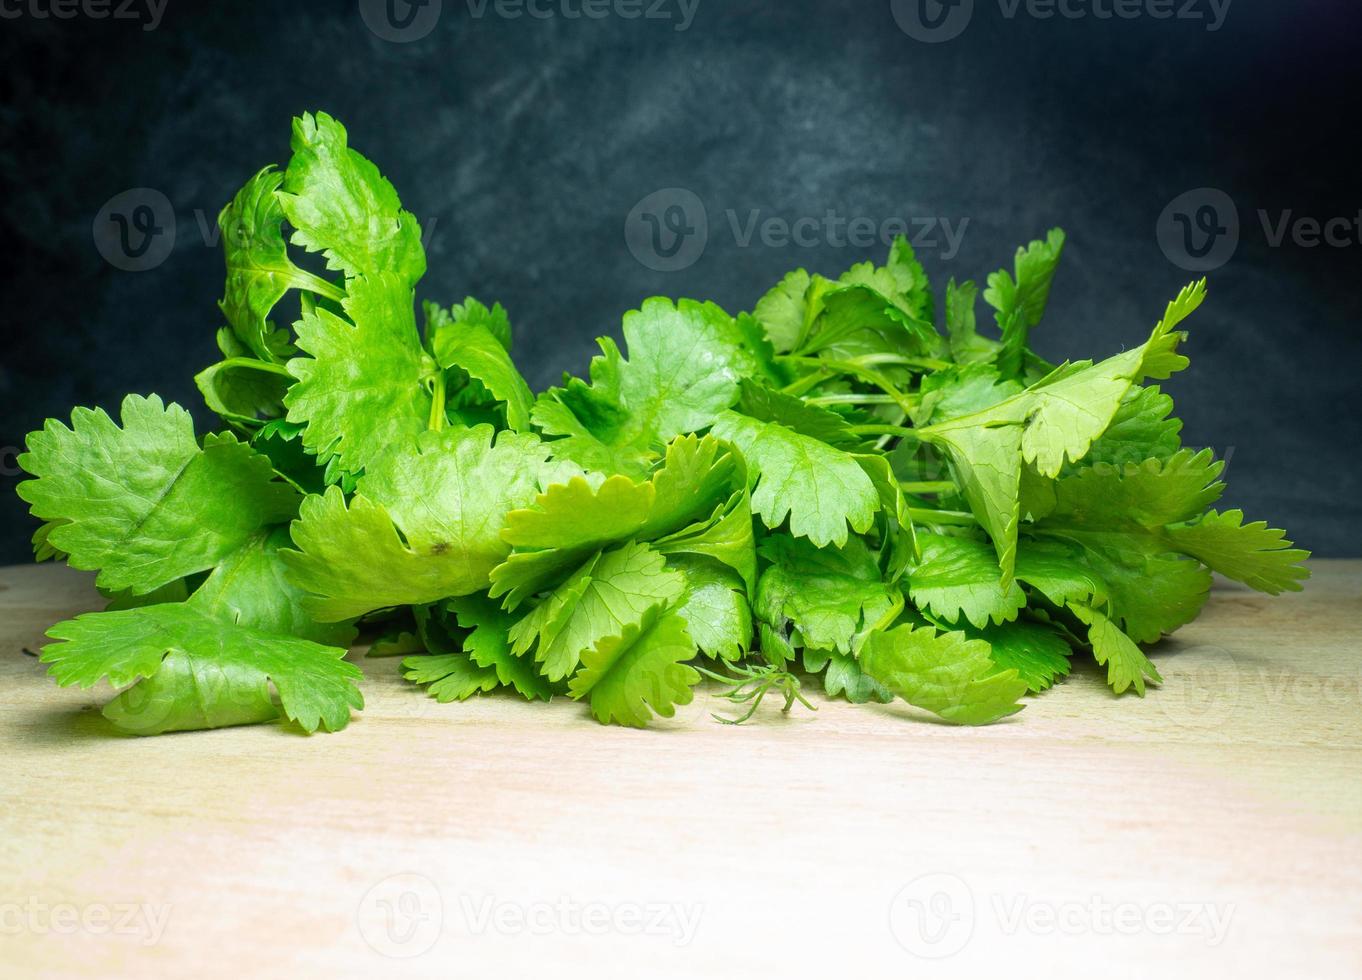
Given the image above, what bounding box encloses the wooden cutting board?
[2,560,1359,978]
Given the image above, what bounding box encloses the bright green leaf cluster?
[15,112,1309,736]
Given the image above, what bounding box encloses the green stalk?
[428,371,447,432]
[898,481,958,495]
[778,355,919,416]
[292,270,345,304]
[905,507,978,527]
[849,424,920,439]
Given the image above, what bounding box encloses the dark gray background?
[2,0,1359,562]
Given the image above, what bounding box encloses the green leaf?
[426,297,512,350]
[283,426,558,620]
[752,268,811,353]
[447,596,554,701]
[403,653,499,703]
[192,530,357,647]
[431,312,534,431]
[755,534,898,654]
[195,357,292,425]
[802,647,892,704]
[285,272,434,476]
[17,394,298,595]
[1069,602,1162,696]
[970,619,1072,692]
[1080,385,1183,468]
[1165,509,1310,595]
[669,555,752,660]
[652,489,757,593]
[983,229,1066,378]
[216,166,342,362]
[711,409,879,548]
[491,434,735,606]
[859,624,1027,725]
[1028,450,1233,643]
[944,278,1000,365]
[509,542,685,681]
[532,298,758,475]
[43,600,362,735]
[736,379,860,448]
[919,280,1207,581]
[915,363,1023,426]
[278,111,426,285]
[568,610,700,727]
[908,533,1027,629]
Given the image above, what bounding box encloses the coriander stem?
[778,355,919,416]
[294,270,345,304]
[428,372,447,431]
[849,424,920,439]
[853,353,952,371]
[806,393,899,406]
[905,507,978,526]
[898,481,958,494]
[215,357,294,378]
[779,372,831,398]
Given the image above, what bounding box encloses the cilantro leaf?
[669,555,752,661]
[278,111,426,285]
[285,272,435,476]
[919,280,1207,581]
[859,624,1028,725]
[1069,602,1162,696]
[567,609,700,727]
[532,298,758,475]
[802,647,893,704]
[983,228,1066,378]
[447,596,554,701]
[284,426,558,620]
[710,409,880,548]
[195,357,292,425]
[508,541,685,681]
[217,166,344,362]
[1165,509,1310,595]
[752,269,812,353]
[755,534,898,654]
[430,312,534,431]
[653,488,758,592]
[970,619,1072,692]
[17,395,298,595]
[907,533,1027,628]
[403,652,499,703]
[42,537,363,735]
[491,434,735,606]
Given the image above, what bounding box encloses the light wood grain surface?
[1,561,1359,978]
